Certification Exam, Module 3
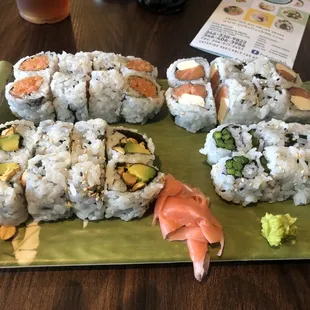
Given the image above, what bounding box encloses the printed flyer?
[190,0,310,68]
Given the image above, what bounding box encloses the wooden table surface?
[1,0,310,309]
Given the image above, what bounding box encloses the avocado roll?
[25,152,72,222]
[89,70,125,123]
[35,120,73,155]
[106,126,155,165]
[13,51,58,80]
[166,83,216,133]
[5,75,55,125]
[167,57,210,88]
[120,56,158,78]
[51,72,90,122]
[121,73,164,124]
[58,51,92,75]
[105,161,165,221]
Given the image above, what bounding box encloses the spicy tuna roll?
[89,70,125,123]
[58,51,92,75]
[106,126,155,165]
[105,161,165,221]
[167,57,210,87]
[121,73,164,124]
[51,72,90,122]
[5,75,55,125]
[120,56,158,78]
[92,51,123,71]
[13,51,58,80]
[166,83,216,133]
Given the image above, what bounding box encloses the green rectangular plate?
[1,79,310,268]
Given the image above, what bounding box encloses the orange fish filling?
[10,76,44,99]
[129,76,157,98]
[175,65,205,81]
[172,84,207,100]
[19,55,49,71]
[127,59,153,72]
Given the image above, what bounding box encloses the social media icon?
[251,49,260,55]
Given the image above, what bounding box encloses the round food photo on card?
[244,8,275,27]
[223,5,244,15]
[259,2,275,11]
[275,19,294,32]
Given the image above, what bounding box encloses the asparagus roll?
[92,51,124,71]
[120,56,158,78]
[13,51,58,80]
[106,126,155,164]
[167,57,210,87]
[58,51,92,75]
[211,151,272,206]
[89,70,125,123]
[166,83,216,133]
[105,161,165,221]
[121,73,164,124]
[25,152,72,222]
[5,75,55,124]
[51,72,90,122]
[71,119,107,165]
[200,124,253,165]
[35,120,73,155]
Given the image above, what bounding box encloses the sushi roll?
[209,57,246,95]
[51,72,90,122]
[105,161,165,221]
[167,57,210,88]
[25,152,72,222]
[106,126,155,165]
[35,120,73,155]
[166,83,216,133]
[5,75,55,125]
[0,160,28,226]
[68,161,106,220]
[199,124,253,165]
[58,51,92,75]
[92,51,124,71]
[88,70,125,123]
[71,119,107,165]
[120,56,158,78]
[121,73,164,124]
[211,150,272,206]
[13,51,58,80]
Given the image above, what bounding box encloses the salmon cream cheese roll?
[167,57,210,87]
[13,51,58,80]
[121,73,164,124]
[51,72,90,122]
[5,75,55,125]
[166,83,216,133]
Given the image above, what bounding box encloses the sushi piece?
[51,72,90,122]
[69,119,107,220]
[167,57,210,88]
[106,126,155,164]
[71,119,107,165]
[35,120,73,155]
[211,150,272,206]
[58,51,92,75]
[209,57,246,95]
[166,83,216,133]
[92,51,124,72]
[5,75,55,125]
[105,161,165,221]
[0,159,28,226]
[68,161,106,220]
[121,73,164,124]
[25,152,72,222]
[13,51,58,80]
[88,70,125,123]
[120,56,158,78]
[200,124,253,165]
[214,79,290,124]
